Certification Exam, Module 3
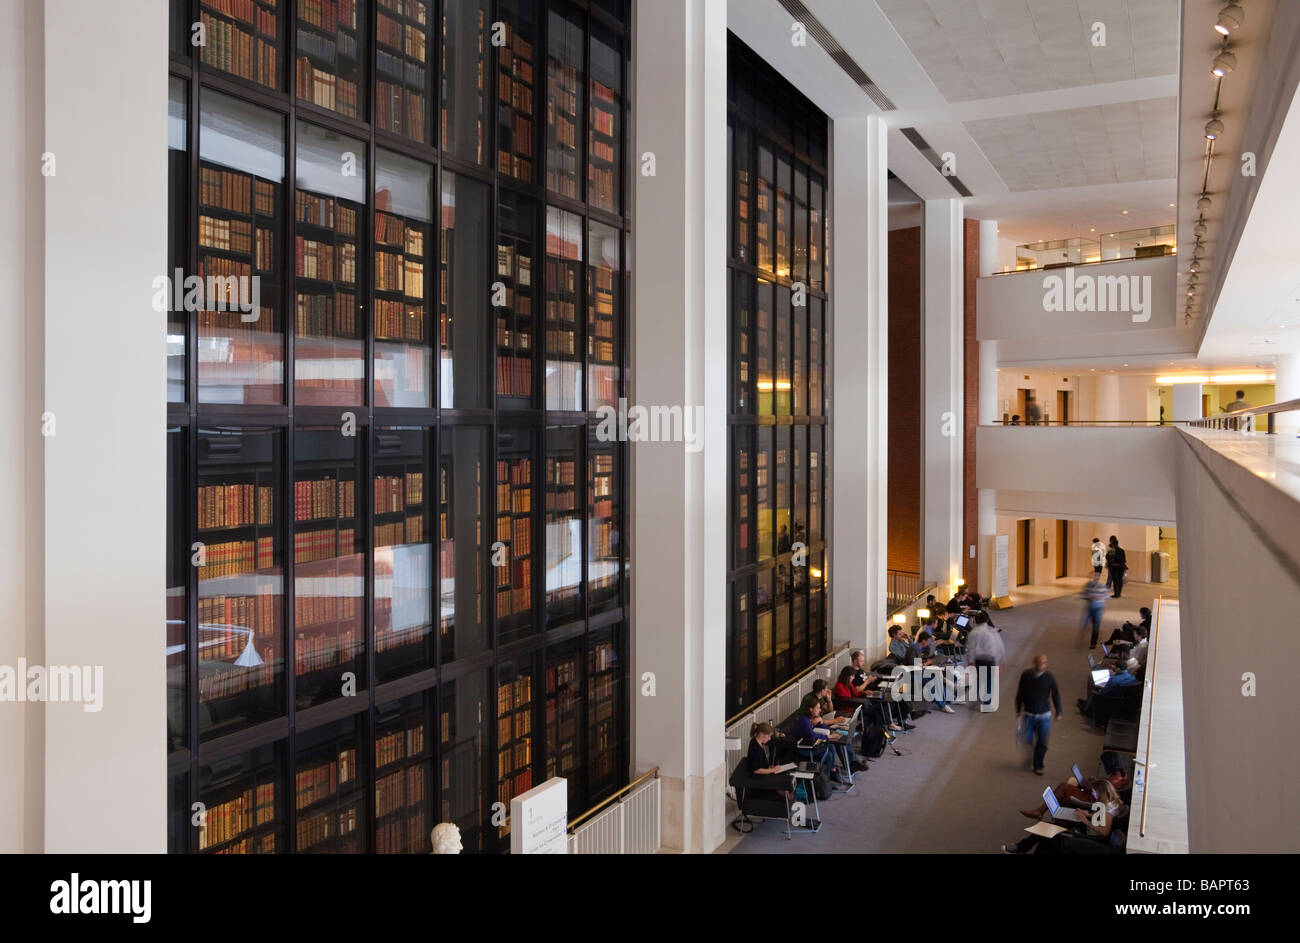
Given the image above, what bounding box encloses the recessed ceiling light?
[1122,210,1128,215]
[1169,203,1175,208]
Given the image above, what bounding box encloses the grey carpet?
[728,582,1170,854]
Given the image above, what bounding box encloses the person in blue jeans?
[1015,654,1063,775]
[793,695,840,781]
[1080,578,1108,648]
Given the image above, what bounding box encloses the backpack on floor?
[860,724,887,759]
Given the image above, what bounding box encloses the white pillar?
[979,339,998,425]
[830,115,889,657]
[978,219,998,277]
[1172,383,1203,423]
[976,489,997,596]
[38,0,168,853]
[631,0,727,854]
[1274,354,1300,436]
[1096,373,1121,421]
[922,199,964,594]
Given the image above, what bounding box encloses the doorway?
[1016,389,1029,423]
[1017,519,1031,586]
[1056,390,1071,426]
[1056,520,1068,578]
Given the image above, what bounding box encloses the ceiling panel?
[876,0,1179,102]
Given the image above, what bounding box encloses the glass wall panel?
[377,0,431,143]
[809,295,823,418]
[756,145,773,273]
[294,716,365,852]
[167,428,187,754]
[733,123,751,264]
[545,4,583,199]
[587,627,622,802]
[196,427,284,740]
[374,426,435,682]
[793,424,807,551]
[755,568,773,695]
[296,0,364,118]
[495,658,535,841]
[775,425,791,553]
[586,221,620,411]
[496,192,538,406]
[168,78,187,403]
[293,426,365,706]
[775,156,791,278]
[545,640,583,810]
[197,91,284,405]
[587,432,621,613]
[495,428,536,642]
[439,425,488,661]
[440,670,489,852]
[809,424,822,543]
[755,279,773,416]
[773,558,790,683]
[544,207,582,410]
[732,274,752,415]
[732,426,753,569]
[793,165,808,284]
[294,121,364,406]
[496,0,538,184]
[810,173,824,291]
[375,148,434,407]
[545,426,582,624]
[200,0,282,90]
[756,425,772,561]
[375,691,433,853]
[730,578,753,713]
[198,742,283,853]
[440,0,490,164]
[588,22,621,213]
[775,286,791,416]
[792,291,806,416]
[169,771,189,853]
[440,172,491,409]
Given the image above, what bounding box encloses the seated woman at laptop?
[1004,780,1124,853]
[834,667,900,732]
[793,695,841,781]
[811,678,849,726]
[745,722,794,801]
[1019,777,1121,820]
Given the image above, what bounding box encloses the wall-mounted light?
[916,608,930,621]
[1212,47,1236,77]
[892,613,906,625]
[1215,3,1244,35]
[1205,116,1224,139]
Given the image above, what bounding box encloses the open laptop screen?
[1092,668,1110,686]
[955,615,969,628]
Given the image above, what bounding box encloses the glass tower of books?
[168,0,629,853]
[725,34,831,719]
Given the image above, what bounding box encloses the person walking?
[1015,654,1062,775]
[1090,537,1105,577]
[1105,536,1128,598]
[1080,578,1108,648]
[1025,394,1042,426]
[964,613,1005,711]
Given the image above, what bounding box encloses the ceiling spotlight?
[1122,210,1129,215]
[1205,116,1225,139]
[1197,194,1212,212]
[1214,3,1244,35]
[1189,263,1199,273]
[1194,220,1207,236]
[1212,48,1236,77]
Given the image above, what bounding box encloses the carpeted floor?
[727,581,1174,854]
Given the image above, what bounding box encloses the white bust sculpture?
[431,822,462,854]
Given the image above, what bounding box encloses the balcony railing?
[1182,397,1300,434]
[993,225,1176,273]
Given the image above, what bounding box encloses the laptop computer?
[1091,668,1110,687]
[954,615,969,629]
[1071,763,1085,786]
[1043,786,1081,823]
[1101,644,1110,657]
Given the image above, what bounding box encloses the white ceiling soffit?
[800,0,1181,245]
[1182,0,1300,361]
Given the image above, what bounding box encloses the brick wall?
[888,226,921,575]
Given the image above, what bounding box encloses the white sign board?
[510,777,569,854]
[993,535,1010,598]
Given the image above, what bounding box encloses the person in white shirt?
[964,613,1005,710]
[1090,537,1105,577]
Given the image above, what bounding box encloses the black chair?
[729,760,799,838]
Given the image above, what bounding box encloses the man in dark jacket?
[1015,654,1062,775]
[1105,535,1128,598]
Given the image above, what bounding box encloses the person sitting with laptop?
[1018,774,1114,819]
[1002,779,1124,853]
[745,722,795,801]
[793,694,843,782]
[835,665,900,732]
[1076,658,1141,724]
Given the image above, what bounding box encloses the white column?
[40,0,168,853]
[631,0,727,855]
[978,219,998,277]
[922,199,964,594]
[977,489,997,596]
[1274,354,1300,435]
[979,339,998,425]
[830,115,889,656]
[1172,383,1203,423]
[1096,373,1121,421]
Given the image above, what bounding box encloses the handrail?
[984,420,1169,427]
[724,642,849,728]
[1182,397,1300,434]
[1139,597,1163,838]
[566,765,660,833]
